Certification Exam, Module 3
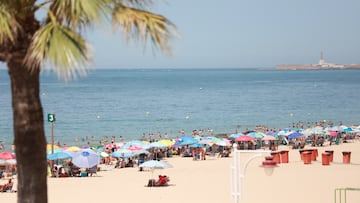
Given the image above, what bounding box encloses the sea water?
[1,68,360,147]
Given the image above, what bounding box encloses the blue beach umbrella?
[190,143,203,148]
[47,148,63,155]
[287,132,305,139]
[47,151,72,160]
[247,132,266,139]
[343,127,353,133]
[176,135,198,146]
[229,133,243,139]
[112,149,133,158]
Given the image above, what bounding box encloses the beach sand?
[1,141,360,203]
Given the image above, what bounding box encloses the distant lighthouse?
[319,51,325,65]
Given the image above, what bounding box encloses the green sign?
[48,114,56,122]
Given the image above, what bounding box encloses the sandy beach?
[1,141,360,203]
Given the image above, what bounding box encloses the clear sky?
[2,0,360,69]
[89,0,360,69]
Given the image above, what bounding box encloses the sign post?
[47,114,56,154]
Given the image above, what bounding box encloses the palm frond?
[112,4,177,54]
[50,0,109,29]
[118,0,155,9]
[24,22,92,80]
[0,4,20,45]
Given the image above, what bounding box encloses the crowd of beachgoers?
[1,120,360,203]
[1,120,359,179]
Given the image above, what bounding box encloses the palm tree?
[0,1,176,202]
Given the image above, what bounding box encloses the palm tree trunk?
[8,56,48,203]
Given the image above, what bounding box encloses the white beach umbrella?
[71,149,100,168]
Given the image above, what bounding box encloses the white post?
[231,143,240,203]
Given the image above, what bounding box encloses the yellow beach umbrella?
[46,144,60,151]
[64,146,81,152]
[158,139,175,147]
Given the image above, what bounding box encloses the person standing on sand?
[0,141,4,150]
[141,133,146,141]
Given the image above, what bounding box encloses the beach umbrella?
[114,142,125,148]
[213,138,231,146]
[228,133,243,139]
[0,158,16,166]
[112,149,133,158]
[47,148,63,155]
[262,135,277,141]
[235,135,255,142]
[139,160,172,171]
[47,151,72,161]
[247,132,266,139]
[104,143,120,150]
[177,135,198,146]
[0,152,16,160]
[158,139,175,147]
[46,144,60,151]
[71,149,100,168]
[99,151,110,158]
[64,146,81,152]
[132,149,150,156]
[343,127,353,133]
[303,128,325,136]
[127,145,144,151]
[266,132,277,136]
[287,132,305,139]
[149,141,167,149]
[198,139,213,145]
[325,126,343,132]
[351,128,360,133]
[277,130,291,136]
[190,143,203,148]
[122,140,147,149]
[139,160,173,179]
[329,131,338,137]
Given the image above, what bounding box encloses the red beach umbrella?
[0,152,16,160]
[329,131,338,137]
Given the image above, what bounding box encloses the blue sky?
[1,0,360,69]
[89,0,360,69]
